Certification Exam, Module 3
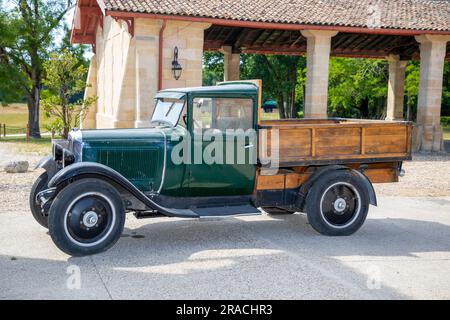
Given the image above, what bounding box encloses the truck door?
[187,96,257,197]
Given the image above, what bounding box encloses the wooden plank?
[315,145,361,156]
[365,125,406,136]
[361,127,366,155]
[365,135,407,154]
[258,119,411,165]
[364,168,398,183]
[256,174,285,190]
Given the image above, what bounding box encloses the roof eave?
[105,10,450,36]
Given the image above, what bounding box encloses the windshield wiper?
[165,102,176,117]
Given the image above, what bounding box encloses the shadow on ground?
[3,210,450,299]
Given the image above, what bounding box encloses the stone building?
[71,0,450,152]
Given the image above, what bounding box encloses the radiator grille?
[95,147,162,182]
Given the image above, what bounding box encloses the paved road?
[1,196,450,299]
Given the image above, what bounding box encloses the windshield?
[150,98,185,127]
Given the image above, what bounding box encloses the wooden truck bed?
[259,118,412,167]
[256,118,412,191]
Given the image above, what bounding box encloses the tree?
[41,50,96,138]
[58,23,89,68]
[202,51,224,86]
[241,54,305,119]
[328,58,388,119]
[0,0,74,138]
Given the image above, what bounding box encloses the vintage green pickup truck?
[31,82,412,256]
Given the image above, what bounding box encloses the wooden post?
[51,130,55,139]
[2,123,5,137]
[26,124,29,143]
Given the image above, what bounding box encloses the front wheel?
[48,178,125,256]
[305,170,369,236]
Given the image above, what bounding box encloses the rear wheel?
[48,178,125,256]
[305,170,369,236]
[29,172,49,228]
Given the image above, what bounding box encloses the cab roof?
[156,83,258,99]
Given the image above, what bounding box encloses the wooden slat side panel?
[257,174,285,190]
[267,128,312,163]
[364,168,398,183]
[258,121,411,165]
[315,127,361,156]
[256,172,310,190]
[285,172,310,188]
[364,125,408,154]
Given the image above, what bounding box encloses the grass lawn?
[443,126,450,140]
[0,103,51,134]
[0,136,52,155]
[260,109,280,121]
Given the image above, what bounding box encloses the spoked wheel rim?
[319,182,361,228]
[64,192,116,247]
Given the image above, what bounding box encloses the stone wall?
[82,17,210,129]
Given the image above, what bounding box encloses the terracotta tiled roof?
[102,0,450,31]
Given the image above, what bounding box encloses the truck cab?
[30,82,411,256]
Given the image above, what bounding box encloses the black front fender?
[35,155,59,179]
[47,162,198,218]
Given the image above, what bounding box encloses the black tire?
[305,170,369,236]
[263,207,296,215]
[48,178,125,256]
[29,172,49,228]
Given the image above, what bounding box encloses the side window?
[192,98,213,132]
[192,97,253,132]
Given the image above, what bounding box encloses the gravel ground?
[374,153,450,197]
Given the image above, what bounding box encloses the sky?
[2,1,91,57]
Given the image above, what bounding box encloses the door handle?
[244,143,254,149]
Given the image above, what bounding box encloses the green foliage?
[41,50,96,138]
[202,51,224,86]
[441,116,450,127]
[328,58,388,118]
[0,0,74,137]
[241,54,305,118]
[58,23,90,68]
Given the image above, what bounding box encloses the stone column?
[413,35,450,152]
[221,46,240,81]
[301,30,338,118]
[81,55,97,129]
[386,55,407,121]
[134,19,162,128]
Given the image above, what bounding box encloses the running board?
[193,205,261,218]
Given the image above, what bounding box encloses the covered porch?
[71,0,450,152]
[204,24,450,152]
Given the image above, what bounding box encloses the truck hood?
[74,126,175,192]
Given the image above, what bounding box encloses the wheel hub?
[82,211,98,228]
[320,182,361,227]
[65,194,112,244]
[333,198,347,214]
